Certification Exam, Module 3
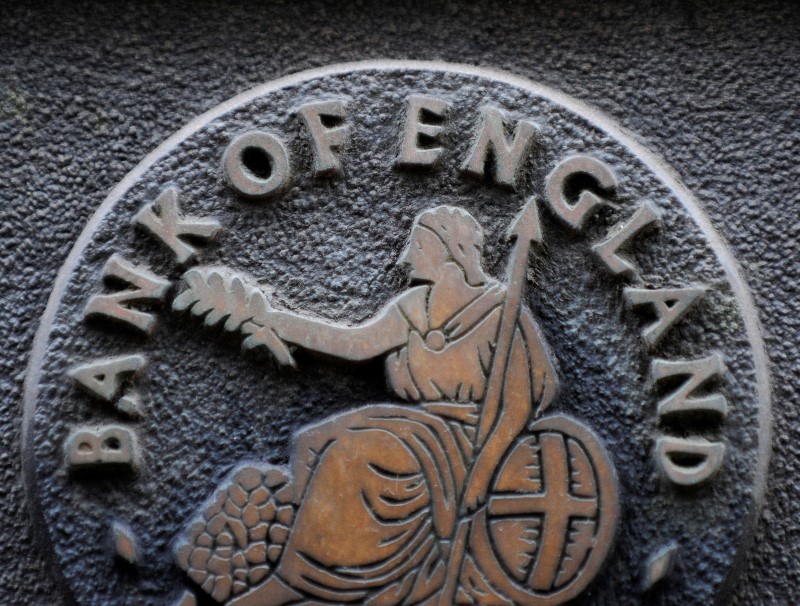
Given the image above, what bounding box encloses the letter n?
[84,255,170,334]
[652,353,728,418]
[461,107,537,188]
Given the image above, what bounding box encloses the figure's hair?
[415,206,487,286]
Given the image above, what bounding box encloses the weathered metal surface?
[2,5,796,604]
[19,62,770,605]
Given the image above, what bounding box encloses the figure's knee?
[292,407,422,480]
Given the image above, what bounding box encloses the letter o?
[223,130,291,199]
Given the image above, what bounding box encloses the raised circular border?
[21,60,772,604]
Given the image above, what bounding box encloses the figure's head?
[399,206,488,286]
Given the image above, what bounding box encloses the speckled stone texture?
[0,1,797,605]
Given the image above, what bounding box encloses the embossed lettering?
[298,99,350,176]
[65,425,139,470]
[656,436,725,486]
[132,187,221,264]
[652,353,727,418]
[397,95,451,168]
[84,254,170,334]
[28,66,768,606]
[461,107,537,188]
[592,200,661,277]
[69,354,146,402]
[223,130,291,199]
[545,155,618,229]
[624,286,705,348]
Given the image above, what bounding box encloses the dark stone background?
[0,1,797,604]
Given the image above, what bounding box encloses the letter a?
[624,286,705,348]
[69,354,147,402]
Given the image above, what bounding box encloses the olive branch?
[172,266,296,367]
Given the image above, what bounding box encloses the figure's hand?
[242,310,281,336]
[173,266,295,366]
[242,315,296,367]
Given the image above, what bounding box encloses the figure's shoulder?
[390,285,430,333]
[442,280,504,340]
[482,279,505,303]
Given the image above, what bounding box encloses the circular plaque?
[23,61,770,606]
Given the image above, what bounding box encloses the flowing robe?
[271,283,557,605]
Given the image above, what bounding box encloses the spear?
[438,196,544,605]
[476,195,543,449]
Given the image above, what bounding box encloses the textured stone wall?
[1,1,797,604]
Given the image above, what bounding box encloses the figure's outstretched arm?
[174,266,416,364]
[264,300,409,361]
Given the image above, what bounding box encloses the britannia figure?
[172,203,614,606]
